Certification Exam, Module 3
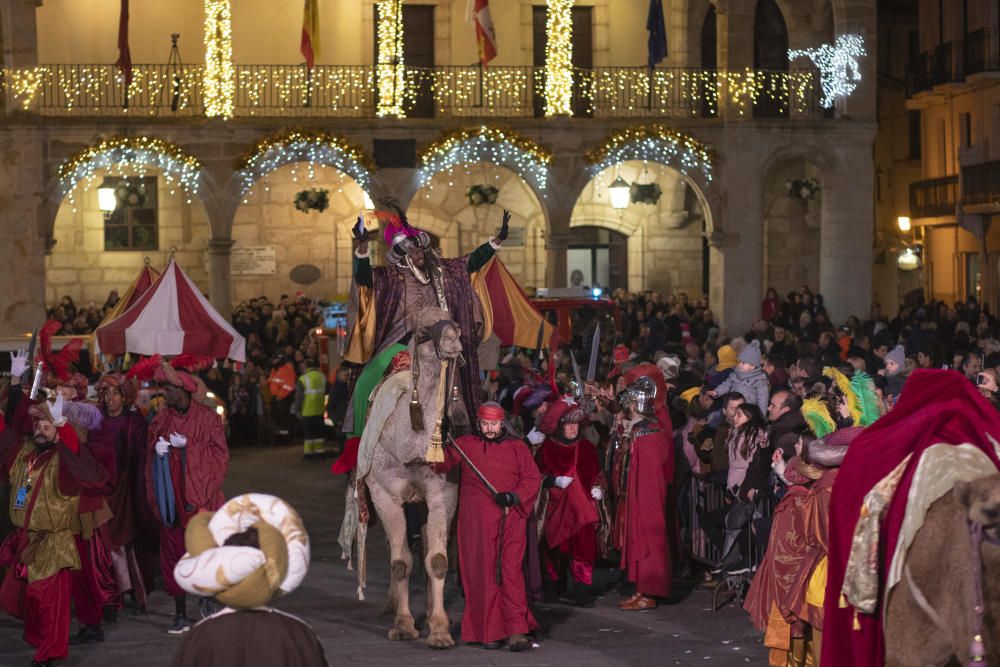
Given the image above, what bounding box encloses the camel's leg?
[369,483,419,641]
[423,480,457,649]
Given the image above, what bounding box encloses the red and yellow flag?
[466,0,497,66]
[472,256,557,350]
[301,0,320,69]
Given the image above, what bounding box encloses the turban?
[173,494,310,610]
[96,373,137,407]
[538,398,585,435]
[477,402,506,421]
[28,397,80,454]
[153,363,208,402]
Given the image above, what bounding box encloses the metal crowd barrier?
[682,473,775,610]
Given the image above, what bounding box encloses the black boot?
[541,579,559,603]
[69,624,105,645]
[574,583,596,608]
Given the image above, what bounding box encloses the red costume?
[145,397,228,597]
[611,417,675,600]
[823,371,1000,666]
[441,430,541,645]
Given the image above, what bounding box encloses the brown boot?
[620,594,657,611]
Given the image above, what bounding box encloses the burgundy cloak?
[92,411,149,549]
[822,370,1000,666]
[443,434,541,644]
[613,419,674,598]
[535,437,604,562]
[145,401,229,527]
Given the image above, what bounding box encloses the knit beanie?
[884,345,905,373]
[739,340,762,367]
[716,345,738,371]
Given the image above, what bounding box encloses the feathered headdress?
[169,354,214,373]
[850,371,881,427]
[38,319,84,382]
[823,366,861,425]
[126,354,164,381]
[801,397,836,438]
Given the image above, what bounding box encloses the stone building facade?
[0,0,878,337]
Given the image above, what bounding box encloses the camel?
[354,308,462,649]
[885,473,1000,667]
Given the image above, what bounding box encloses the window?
[960,112,972,148]
[753,0,789,119]
[104,177,158,251]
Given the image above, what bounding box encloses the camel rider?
[343,203,511,439]
[294,359,327,459]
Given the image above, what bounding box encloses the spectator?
[709,341,769,413]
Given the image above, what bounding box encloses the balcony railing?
[909,175,959,218]
[965,27,1000,76]
[962,159,1000,206]
[1,63,828,120]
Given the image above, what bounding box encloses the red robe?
[612,419,674,598]
[535,437,604,562]
[823,370,1000,666]
[145,401,228,526]
[442,434,541,644]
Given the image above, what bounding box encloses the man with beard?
[344,204,510,437]
[0,395,106,667]
[146,360,229,635]
[437,402,541,651]
[535,399,606,607]
[609,376,674,611]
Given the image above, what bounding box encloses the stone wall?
[762,159,822,296]
[45,172,211,306]
[231,163,361,303]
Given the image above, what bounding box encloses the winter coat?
[713,367,770,413]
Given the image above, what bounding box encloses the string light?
[203,0,234,119]
[789,34,865,109]
[58,136,201,205]
[585,125,713,183]
[544,0,574,116]
[418,125,552,190]
[234,128,375,196]
[376,0,405,117]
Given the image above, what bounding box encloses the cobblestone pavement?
[0,445,769,666]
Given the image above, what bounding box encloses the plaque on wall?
[494,226,525,247]
[231,246,277,275]
[290,264,322,285]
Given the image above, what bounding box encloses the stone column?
[206,238,235,319]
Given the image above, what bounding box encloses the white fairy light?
[788,34,866,109]
[417,126,551,191]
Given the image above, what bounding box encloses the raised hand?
[353,216,370,243]
[9,349,28,378]
[497,209,511,242]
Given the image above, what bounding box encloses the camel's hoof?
[427,631,456,650]
[388,626,420,641]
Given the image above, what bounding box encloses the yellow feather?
[824,367,861,425]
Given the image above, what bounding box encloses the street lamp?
[897,216,911,232]
[609,175,630,210]
[897,247,919,271]
[97,183,117,219]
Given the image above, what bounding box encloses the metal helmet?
[624,375,657,415]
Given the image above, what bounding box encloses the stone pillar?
[715,0,755,121]
[546,231,570,288]
[207,238,235,318]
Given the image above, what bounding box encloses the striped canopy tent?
[89,260,160,361]
[96,258,246,362]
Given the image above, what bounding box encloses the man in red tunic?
[536,399,606,607]
[610,375,675,611]
[145,361,229,635]
[440,402,541,651]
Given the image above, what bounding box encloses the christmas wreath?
[294,188,330,214]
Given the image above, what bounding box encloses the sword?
[532,320,546,370]
[586,322,601,382]
[570,352,584,399]
[21,327,37,386]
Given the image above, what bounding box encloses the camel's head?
[954,473,1000,543]
[410,308,463,362]
[431,321,463,360]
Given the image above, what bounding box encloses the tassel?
[410,387,424,432]
[426,430,445,463]
[424,360,449,463]
[852,611,861,631]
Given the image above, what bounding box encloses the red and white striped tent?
[96,258,246,362]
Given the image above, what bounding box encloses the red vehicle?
[530,292,621,343]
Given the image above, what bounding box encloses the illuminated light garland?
[235,128,375,197]
[544,0,574,116]
[376,0,406,117]
[58,137,202,208]
[789,34,865,109]
[203,0,235,118]
[585,125,713,183]
[417,125,552,190]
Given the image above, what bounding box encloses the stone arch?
[409,161,550,288]
[570,160,711,297]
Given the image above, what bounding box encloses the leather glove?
[497,209,511,242]
[169,432,188,448]
[526,428,545,445]
[554,476,573,489]
[155,437,171,456]
[352,215,370,243]
[9,349,28,378]
[494,491,518,508]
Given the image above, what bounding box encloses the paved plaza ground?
[0,445,769,666]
